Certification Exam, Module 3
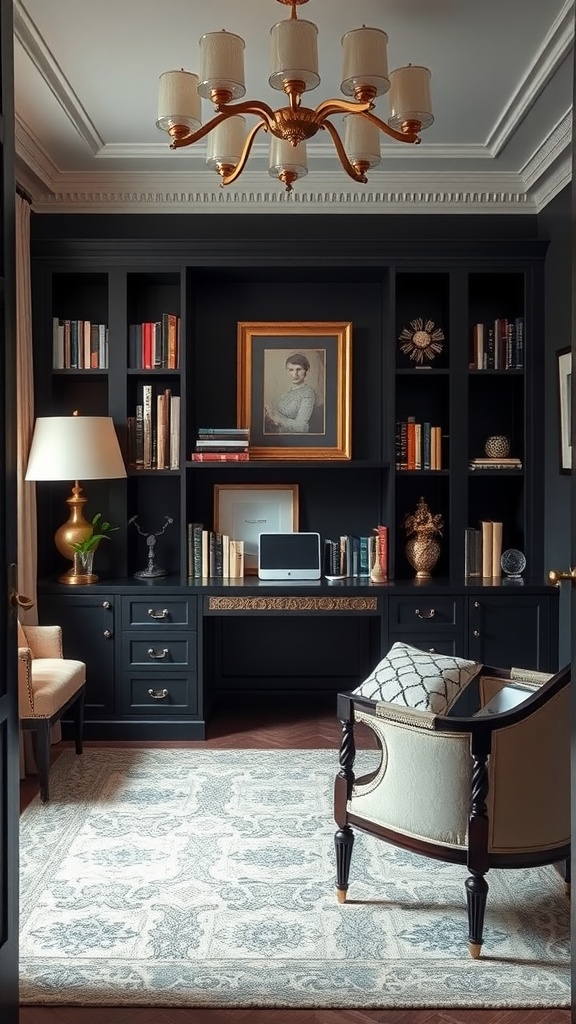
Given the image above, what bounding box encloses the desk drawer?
[122,634,195,668]
[121,674,198,715]
[388,634,460,657]
[122,597,196,629]
[389,596,462,630]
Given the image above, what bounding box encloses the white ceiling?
[13,0,575,215]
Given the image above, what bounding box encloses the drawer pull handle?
[148,608,169,620]
[148,688,169,700]
[147,647,169,660]
[102,601,111,610]
[473,629,480,637]
[415,608,435,619]
[103,629,112,639]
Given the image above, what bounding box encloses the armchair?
[18,621,86,802]
[334,650,570,958]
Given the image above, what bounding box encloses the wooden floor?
[19,703,572,1024]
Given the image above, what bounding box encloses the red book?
[190,452,250,462]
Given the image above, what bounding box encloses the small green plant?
[71,513,118,554]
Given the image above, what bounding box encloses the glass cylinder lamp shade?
[198,31,246,101]
[269,18,319,92]
[156,70,202,134]
[269,136,308,180]
[388,65,434,132]
[344,115,382,169]
[341,27,389,98]
[206,115,246,171]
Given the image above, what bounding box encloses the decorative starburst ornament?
[399,318,445,364]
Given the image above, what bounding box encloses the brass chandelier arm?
[313,97,373,121]
[220,120,267,185]
[321,119,368,184]
[170,101,278,150]
[357,108,422,145]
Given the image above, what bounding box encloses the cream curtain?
[16,192,61,775]
[16,192,37,624]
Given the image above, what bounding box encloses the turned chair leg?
[334,825,354,903]
[465,871,489,958]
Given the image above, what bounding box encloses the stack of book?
[186,522,244,578]
[191,427,250,462]
[128,313,180,369]
[395,418,443,470]
[469,317,524,370]
[128,383,180,470]
[469,457,522,470]
[465,521,503,578]
[324,533,384,578]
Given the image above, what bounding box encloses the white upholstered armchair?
[334,648,570,958]
[18,621,86,802]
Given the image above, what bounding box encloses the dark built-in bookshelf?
[30,237,558,737]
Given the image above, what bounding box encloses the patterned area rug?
[19,747,570,1008]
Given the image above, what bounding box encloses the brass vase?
[405,529,441,581]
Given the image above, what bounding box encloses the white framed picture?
[213,483,299,573]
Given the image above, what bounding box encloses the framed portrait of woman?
[237,321,352,460]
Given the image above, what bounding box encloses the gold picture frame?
[237,321,352,460]
[213,483,299,574]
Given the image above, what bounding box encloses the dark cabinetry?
[38,594,115,717]
[31,234,557,737]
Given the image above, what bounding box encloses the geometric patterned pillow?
[352,641,481,715]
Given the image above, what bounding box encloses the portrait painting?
[237,321,352,460]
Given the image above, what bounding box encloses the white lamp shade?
[341,27,389,98]
[388,65,434,131]
[26,416,127,481]
[269,136,308,179]
[206,115,246,169]
[269,18,319,92]
[344,115,382,168]
[199,31,246,100]
[156,70,202,133]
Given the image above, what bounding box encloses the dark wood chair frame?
[20,685,85,802]
[334,663,571,957]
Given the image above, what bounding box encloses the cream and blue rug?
[19,747,570,1008]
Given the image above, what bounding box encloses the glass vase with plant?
[70,513,118,581]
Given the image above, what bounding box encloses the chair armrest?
[18,647,35,716]
[22,625,64,659]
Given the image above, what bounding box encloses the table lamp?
[25,412,127,584]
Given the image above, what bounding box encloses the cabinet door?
[467,596,553,671]
[38,595,115,716]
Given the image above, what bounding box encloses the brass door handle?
[548,568,576,587]
[9,589,35,610]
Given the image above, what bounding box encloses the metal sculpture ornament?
[399,318,445,365]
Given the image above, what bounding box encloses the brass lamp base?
[58,566,99,586]
[54,481,98,585]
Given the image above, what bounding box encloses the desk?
[38,577,558,740]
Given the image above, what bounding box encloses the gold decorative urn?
[403,496,444,581]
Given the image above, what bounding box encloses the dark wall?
[538,184,572,665]
[30,202,571,659]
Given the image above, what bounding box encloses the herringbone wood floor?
[19,703,572,1024]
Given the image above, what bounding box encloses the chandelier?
[156,0,434,192]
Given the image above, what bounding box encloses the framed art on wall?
[557,348,571,472]
[213,483,299,574]
[237,321,352,460]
